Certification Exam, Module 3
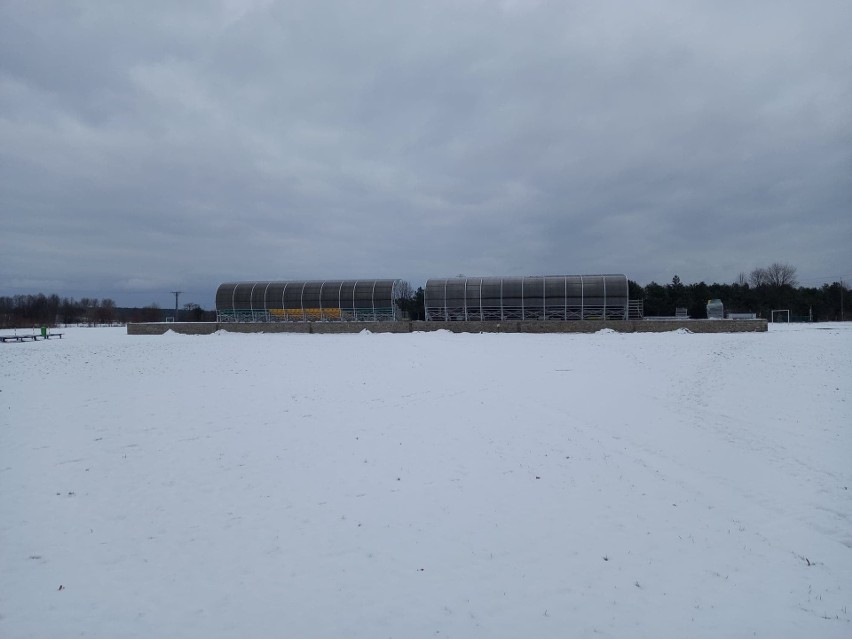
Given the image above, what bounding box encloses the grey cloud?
[1,0,850,307]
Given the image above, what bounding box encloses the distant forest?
[633,276,845,321]
[1,264,847,328]
[0,295,215,328]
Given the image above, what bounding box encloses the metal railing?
[426,302,643,321]
[217,307,398,323]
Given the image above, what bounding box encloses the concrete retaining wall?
[128,319,767,335]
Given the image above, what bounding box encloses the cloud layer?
[2,0,850,307]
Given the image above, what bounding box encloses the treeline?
[0,294,214,328]
[635,277,846,321]
[635,262,846,321]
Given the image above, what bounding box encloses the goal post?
[771,309,790,323]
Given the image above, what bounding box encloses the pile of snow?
[1,324,850,637]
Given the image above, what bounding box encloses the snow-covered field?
[1,324,850,638]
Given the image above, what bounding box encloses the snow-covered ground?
[1,323,850,638]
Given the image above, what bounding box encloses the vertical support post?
[248,283,255,321]
[263,282,271,322]
[171,291,182,322]
[300,282,307,322]
[281,282,289,321]
[464,279,468,321]
[352,281,359,321]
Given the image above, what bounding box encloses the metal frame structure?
[424,275,637,321]
[770,309,791,323]
[215,280,404,323]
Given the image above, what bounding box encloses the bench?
[0,332,64,342]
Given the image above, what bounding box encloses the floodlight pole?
[171,291,182,321]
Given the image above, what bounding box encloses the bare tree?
[96,299,116,324]
[393,281,417,318]
[749,267,768,287]
[394,280,414,302]
[79,298,99,325]
[749,263,798,288]
[765,262,798,287]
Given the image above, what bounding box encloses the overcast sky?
[2,0,850,308]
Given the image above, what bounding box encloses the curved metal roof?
[216,279,404,322]
[424,274,629,321]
